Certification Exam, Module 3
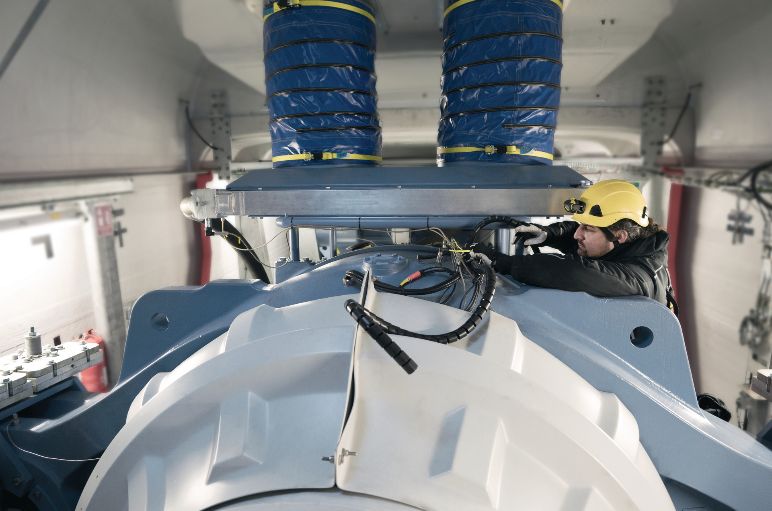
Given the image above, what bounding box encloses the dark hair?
[608,218,661,242]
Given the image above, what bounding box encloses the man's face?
[574,224,615,258]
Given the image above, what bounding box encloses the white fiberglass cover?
[336,286,674,510]
[78,288,673,510]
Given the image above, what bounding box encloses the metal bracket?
[209,90,232,181]
[641,76,667,168]
[337,447,357,465]
[31,235,53,259]
[727,210,754,244]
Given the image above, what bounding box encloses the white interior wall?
[0,0,205,178]
[654,1,772,406]
[659,0,772,166]
[115,174,198,312]
[0,1,241,353]
[677,188,766,402]
[0,211,94,354]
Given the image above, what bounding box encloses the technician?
[478,179,677,311]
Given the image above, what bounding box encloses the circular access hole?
[151,313,170,331]
[630,326,654,348]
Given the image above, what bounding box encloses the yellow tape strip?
[272,153,314,162]
[334,152,382,161]
[444,0,563,18]
[437,145,553,160]
[443,0,476,17]
[265,0,376,24]
[521,149,553,160]
[272,152,382,162]
[436,145,483,154]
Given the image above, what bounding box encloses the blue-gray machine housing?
[1,164,771,510]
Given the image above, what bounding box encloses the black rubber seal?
[444,56,562,76]
[267,63,374,81]
[266,38,374,56]
[444,30,562,52]
[444,81,560,95]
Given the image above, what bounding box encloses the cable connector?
[400,270,422,287]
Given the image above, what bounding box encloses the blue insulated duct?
[263,0,381,168]
[438,0,563,165]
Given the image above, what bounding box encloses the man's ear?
[615,229,629,244]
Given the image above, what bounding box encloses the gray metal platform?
[189,165,590,219]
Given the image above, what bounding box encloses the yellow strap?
[265,0,376,24]
[444,0,563,18]
[332,152,382,161]
[271,153,315,162]
[272,151,382,162]
[437,145,553,160]
[521,149,553,160]
[436,145,483,154]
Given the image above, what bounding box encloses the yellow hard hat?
[563,179,649,228]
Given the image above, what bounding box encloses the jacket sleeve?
[496,252,649,298]
[540,221,579,254]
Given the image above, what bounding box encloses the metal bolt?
[321,455,335,463]
[338,448,357,465]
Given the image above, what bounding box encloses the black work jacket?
[494,221,672,305]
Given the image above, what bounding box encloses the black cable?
[343,269,460,296]
[468,215,524,246]
[731,159,772,186]
[461,273,485,312]
[661,83,702,145]
[184,103,221,151]
[345,259,495,346]
[345,300,417,374]
[438,281,457,305]
[208,219,270,282]
[749,160,772,210]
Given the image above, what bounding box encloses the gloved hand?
[468,244,512,272]
[468,249,493,267]
[512,224,547,246]
[469,243,496,259]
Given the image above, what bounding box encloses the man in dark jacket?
[479,179,676,310]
